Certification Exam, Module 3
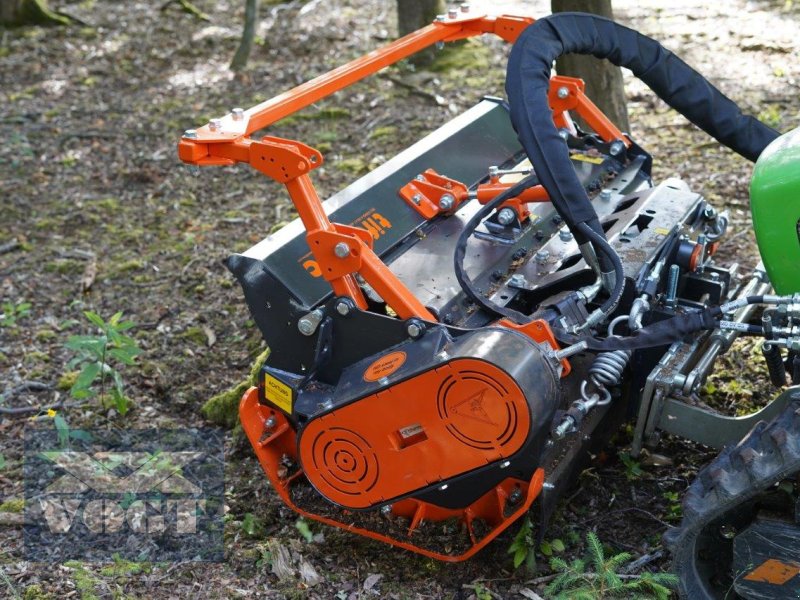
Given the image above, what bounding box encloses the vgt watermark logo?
[24,429,223,562]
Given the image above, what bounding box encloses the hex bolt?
[557,86,569,99]
[435,14,445,21]
[334,242,351,258]
[298,309,324,336]
[265,416,276,430]
[609,140,625,156]
[209,118,222,131]
[488,165,500,178]
[335,300,351,316]
[439,193,455,210]
[183,129,198,139]
[509,274,527,287]
[381,505,392,515]
[535,249,550,264]
[497,207,516,226]
[665,264,680,308]
[599,189,612,202]
[232,107,245,121]
[411,193,422,205]
[508,488,523,505]
[559,228,573,242]
[407,321,424,338]
[460,2,470,12]
[447,7,458,18]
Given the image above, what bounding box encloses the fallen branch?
[621,550,664,574]
[160,0,210,21]
[0,239,20,255]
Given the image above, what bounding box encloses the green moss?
[369,126,398,140]
[63,562,100,600]
[26,350,50,364]
[114,259,144,273]
[427,39,492,73]
[181,326,207,345]
[35,329,57,342]
[201,381,249,428]
[57,370,80,391]
[24,584,53,600]
[99,554,151,577]
[0,498,24,513]
[200,348,269,428]
[336,157,368,175]
[44,259,83,275]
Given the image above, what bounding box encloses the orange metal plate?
[297,358,531,509]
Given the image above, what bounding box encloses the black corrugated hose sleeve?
[505,12,779,232]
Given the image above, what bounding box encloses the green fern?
[545,532,677,599]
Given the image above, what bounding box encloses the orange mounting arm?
[177,9,626,322]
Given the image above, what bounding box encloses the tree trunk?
[397,0,444,66]
[0,0,70,26]
[230,0,259,72]
[551,0,629,132]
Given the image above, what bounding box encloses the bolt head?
[559,228,573,242]
[381,504,392,515]
[508,488,522,504]
[488,165,500,177]
[209,118,222,131]
[407,322,422,338]
[599,189,612,202]
[411,193,422,205]
[298,319,314,335]
[447,8,458,18]
[232,107,245,121]
[335,300,351,316]
[265,416,277,430]
[609,140,625,155]
[557,86,569,99]
[535,250,550,264]
[334,242,351,258]
[183,129,198,139]
[439,193,455,211]
[497,207,516,226]
[435,14,445,21]
[460,2,470,12]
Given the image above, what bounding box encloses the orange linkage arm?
[177,11,625,323]
[177,10,537,322]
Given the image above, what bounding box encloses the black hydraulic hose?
[454,175,539,323]
[575,221,623,317]
[505,12,779,234]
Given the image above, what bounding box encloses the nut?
[439,193,455,211]
[497,207,516,226]
[231,107,245,121]
[334,242,350,258]
[557,86,569,99]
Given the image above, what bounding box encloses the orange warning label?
[363,351,406,382]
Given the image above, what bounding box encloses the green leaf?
[83,311,106,329]
[513,546,527,568]
[54,414,69,447]
[295,518,313,542]
[108,311,123,326]
[551,538,565,553]
[540,540,552,556]
[241,513,257,536]
[108,346,141,366]
[72,362,101,395]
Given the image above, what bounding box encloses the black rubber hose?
[505,12,779,234]
[575,221,623,317]
[454,175,539,323]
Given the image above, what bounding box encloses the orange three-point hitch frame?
[177,10,628,323]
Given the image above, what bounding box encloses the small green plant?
[65,311,141,416]
[546,531,678,599]
[0,300,31,327]
[508,516,537,570]
[295,518,313,542]
[662,491,682,521]
[619,452,644,480]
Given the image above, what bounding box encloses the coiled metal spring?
[581,315,633,404]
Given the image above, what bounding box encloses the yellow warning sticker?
[264,374,293,413]
[571,153,604,165]
[654,227,671,236]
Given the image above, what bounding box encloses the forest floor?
[2,0,800,598]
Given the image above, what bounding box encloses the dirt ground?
[1,0,799,598]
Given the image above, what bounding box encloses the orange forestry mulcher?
[179,8,800,599]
